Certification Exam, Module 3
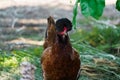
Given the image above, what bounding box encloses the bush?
[70,26,120,54]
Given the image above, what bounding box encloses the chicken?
[43,16,56,49]
[41,18,81,80]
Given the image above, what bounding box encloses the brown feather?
[41,17,81,80]
[41,34,80,80]
[43,16,56,49]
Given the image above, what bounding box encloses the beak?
[63,30,67,35]
[62,31,67,39]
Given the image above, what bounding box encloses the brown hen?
[41,18,81,80]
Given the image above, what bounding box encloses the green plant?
[116,0,120,11]
[72,0,120,28]
[70,30,120,80]
[70,26,120,53]
[0,46,43,80]
[88,27,120,53]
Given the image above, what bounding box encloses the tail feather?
[47,16,55,26]
[45,16,55,38]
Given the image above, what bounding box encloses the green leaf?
[72,0,105,29]
[72,0,80,29]
[116,0,120,11]
[80,0,105,19]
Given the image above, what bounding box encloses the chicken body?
[41,36,80,80]
[41,18,80,80]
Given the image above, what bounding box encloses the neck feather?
[56,34,70,45]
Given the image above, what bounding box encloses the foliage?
[116,0,120,11]
[1,42,120,80]
[70,26,120,53]
[70,31,120,80]
[72,0,120,28]
[87,27,120,47]
[72,0,79,29]
[80,0,105,19]
[75,43,120,80]
[0,30,120,80]
[0,46,43,80]
[0,20,120,80]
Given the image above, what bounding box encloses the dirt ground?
[0,0,120,50]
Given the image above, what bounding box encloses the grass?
[0,25,120,80]
[0,46,43,80]
[1,41,120,80]
[70,24,120,80]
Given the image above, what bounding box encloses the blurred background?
[0,0,120,80]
